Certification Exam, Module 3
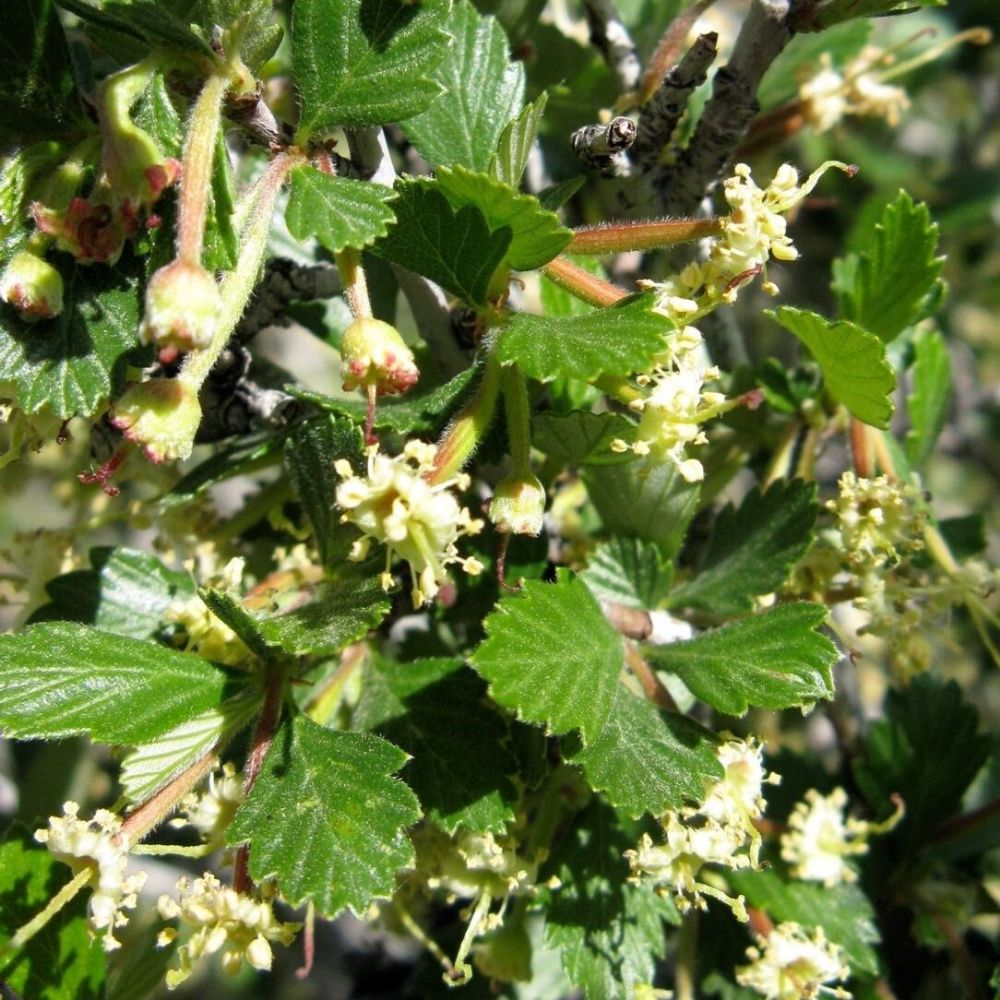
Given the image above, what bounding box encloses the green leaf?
[283,414,365,567]
[832,191,946,343]
[470,570,624,742]
[436,165,571,270]
[202,131,238,271]
[402,0,524,171]
[30,546,195,639]
[544,800,677,998]
[120,689,262,804]
[0,832,106,999]
[584,459,699,560]
[291,0,452,138]
[372,179,511,305]
[801,0,945,33]
[645,603,837,716]
[131,72,182,157]
[0,256,145,418]
[0,622,235,744]
[563,687,721,817]
[0,0,81,143]
[904,327,951,468]
[356,657,518,833]
[491,92,547,186]
[581,536,673,610]
[188,0,283,71]
[853,675,990,848]
[227,714,420,917]
[533,410,636,466]
[728,867,880,975]
[288,364,478,435]
[668,480,818,615]
[498,294,670,382]
[202,576,391,659]
[285,166,397,254]
[769,306,896,429]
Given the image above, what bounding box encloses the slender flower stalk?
[542,256,629,308]
[569,217,721,254]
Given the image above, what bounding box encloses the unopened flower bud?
[473,918,532,983]
[0,251,64,320]
[140,260,221,354]
[340,317,419,396]
[111,377,202,463]
[489,473,546,536]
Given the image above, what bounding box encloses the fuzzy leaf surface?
[563,687,721,817]
[30,546,195,639]
[668,480,817,615]
[356,657,518,833]
[770,306,895,429]
[544,800,677,997]
[436,166,571,270]
[227,715,420,917]
[470,571,624,742]
[729,868,880,974]
[905,327,951,468]
[292,0,451,137]
[833,191,945,343]
[0,257,145,418]
[0,832,105,999]
[372,179,511,305]
[285,166,397,254]
[645,604,837,716]
[581,536,673,610]
[491,93,547,186]
[498,294,670,382]
[402,0,524,171]
[0,622,233,743]
[584,459,699,560]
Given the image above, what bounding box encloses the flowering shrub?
[0,0,996,997]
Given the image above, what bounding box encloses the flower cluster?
[625,736,779,919]
[335,441,484,606]
[610,325,725,482]
[172,762,245,848]
[157,873,300,989]
[35,802,147,951]
[799,47,910,134]
[736,921,851,1000]
[779,788,873,887]
[646,161,851,323]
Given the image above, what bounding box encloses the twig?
[637,0,720,105]
[583,0,642,93]
[571,117,637,174]
[656,0,794,215]
[631,33,719,171]
[625,642,678,711]
[225,88,295,149]
[235,258,342,342]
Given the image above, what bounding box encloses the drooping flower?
[35,802,147,951]
[339,317,420,397]
[625,736,779,919]
[157,873,300,989]
[736,921,851,999]
[0,250,64,320]
[139,260,223,356]
[335,441,484,606]
[489,472,547,536]
[780,788,871,887]
[110,377,203,463]
[172,762,245,847]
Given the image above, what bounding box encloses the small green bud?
[111,377,202,463]
[473,918,532,983]
[0,251,64,320]
[488,473,546,536]
[139,260,222,355]
[340,317,419,396]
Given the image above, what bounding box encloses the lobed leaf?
[581,536,673,610]
[470,571,624,743]
[402,0,525,171]
[497,294,670,383]
[769,306,895,429]
[533,410,636,466]
[645,603,838,716]
[563,687,721,817]
[292,0,452,137]
[227,715,420,917]
[285,165,397,254]
[667,480,818,615]
[0,622,235,744]
[904,327,951,469]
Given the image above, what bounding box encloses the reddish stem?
[542,256,629,307]
[121,750,218,842]
[569,217,721,254]
[78,445,130,497]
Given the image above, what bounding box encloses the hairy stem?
[542,256,629,307]
[570,217,721,254]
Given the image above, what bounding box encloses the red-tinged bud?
[340,317,419,396]
[139,260,222,354]
[33,196,130,264]
[488,473,546,536]
[111,378,202,463]
[0,251,64,320]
